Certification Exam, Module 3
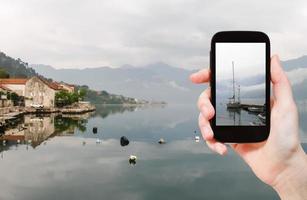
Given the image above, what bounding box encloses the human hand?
[190,55,307,199]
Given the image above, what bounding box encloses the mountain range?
[30,55,307,103]
[30,62,203,103]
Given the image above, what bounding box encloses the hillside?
[0,51,146,104]
[0,51,37,78]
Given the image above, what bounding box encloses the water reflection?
[0,103,306,200]
[0,137,278,200]
[94,104,166,118]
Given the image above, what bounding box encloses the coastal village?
[0,51,164,151]
[0,76,95,116]
[0,76,95,146]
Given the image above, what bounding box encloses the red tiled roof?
[0,84,12,91]
[36,77,62,90]
[0,79,28,85]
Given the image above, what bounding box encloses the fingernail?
[216,144,225,155]
[190,73,197,79]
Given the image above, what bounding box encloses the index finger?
[190,68,210,84]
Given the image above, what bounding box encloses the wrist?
[273,148,307,200]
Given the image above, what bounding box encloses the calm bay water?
[216,98,265,126]
[0,104,306,200]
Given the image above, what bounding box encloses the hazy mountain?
[31,62,204,103]
[282,55,307,71]
[30,56,307,103]
[281,56,307,100]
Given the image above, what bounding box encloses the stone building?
[0,77,75,108]
[24,76,61,108]
[58,82,75,93]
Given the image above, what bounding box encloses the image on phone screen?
[216,43,266,126]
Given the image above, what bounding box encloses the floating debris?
[96,138,101,144]
[129,155,137,165]
[120,136,129,146]
[158,138,166,144]
[93,127,98,134]
[194,130,197,134]
[82,141,86,146]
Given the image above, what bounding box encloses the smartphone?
[210,31,270,143]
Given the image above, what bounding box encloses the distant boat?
[227,61,241,109]
[227,101,241,109]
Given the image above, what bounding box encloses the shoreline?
[0,104,96,130]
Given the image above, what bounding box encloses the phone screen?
[215,43,266,126]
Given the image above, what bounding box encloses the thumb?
[271,55,294,104]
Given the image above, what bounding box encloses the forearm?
[274,150,307,200]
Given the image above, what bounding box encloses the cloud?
[168,81,189,91]
[0,0,307,69]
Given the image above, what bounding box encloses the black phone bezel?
[210,31,270,143]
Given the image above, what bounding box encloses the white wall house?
[0,79,27,96]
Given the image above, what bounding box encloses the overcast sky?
[216,43,265,80]
[1,0,307,69]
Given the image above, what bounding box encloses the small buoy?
[158,138,165,144]
[93,127,98,134]
[17,139,20,144]
[195,136,200,141]
[129,155,137,165]
[96,138,101,144]
[120,136,129,146]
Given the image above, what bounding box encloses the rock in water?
[158,138,165,144]
[93,127,98,134]
[120,136,129,146]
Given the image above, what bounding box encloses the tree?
[0,68,10,78]
[7,92,24,106]
[78,88,87,101]
[55,90,86,107]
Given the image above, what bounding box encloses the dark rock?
[120,136,129,146]
[93,127,98,134]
